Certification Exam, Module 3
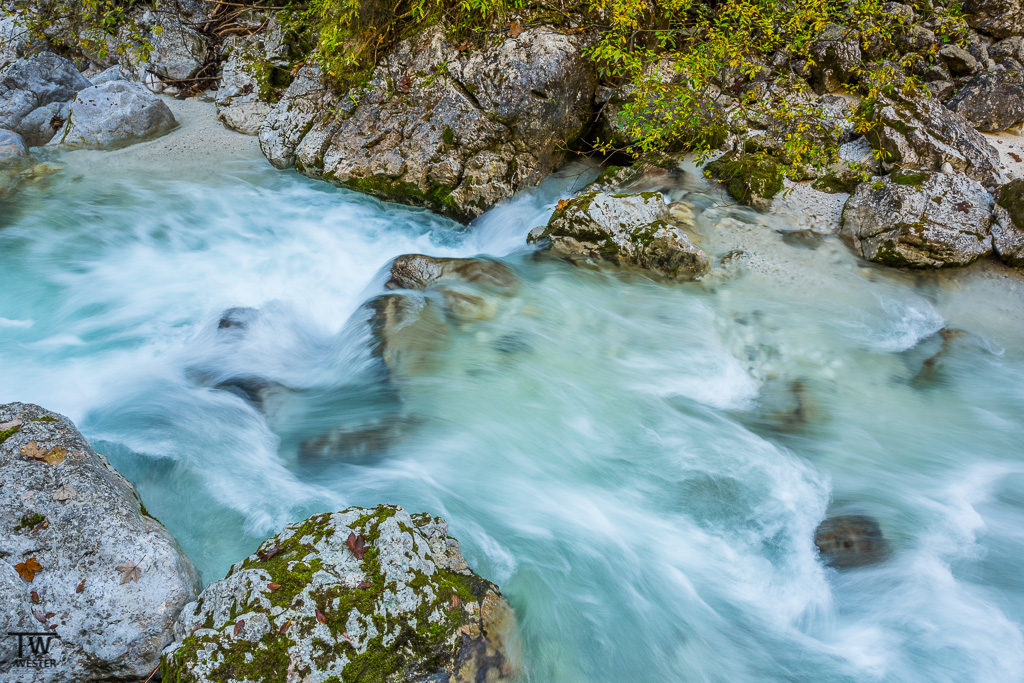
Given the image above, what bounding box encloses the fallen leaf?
[346,533,368,560]
[30,591,39,603]
[450,595,461,610]
[1011,152,1022,163]
[256,544,281,562]
[555,199,570,212]
[0,418,22,430]
[509,21,524,38]
[233,619,245,636]
[267,583,281,591]
[21,441,46,460]
[48,624,57,630]
[33,609,47,624]
[279,619,291,634]
[15,557,42,582]
[116,561,142,584]
[342,632,355,644]
[33,520,49,532]
[954,200,972,213]
[44,612,54,619]
[21,441,66,465]
[357,582,372,590]
[456,39,471,52]
[315,609,327,624]
[398,73,411,94]
[52,485,77,502]
[76,578,85,594]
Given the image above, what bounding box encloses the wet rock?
[780,229,825,249]
[814,515,889,568]
[840,169,994,268]
[962,0,1023,39]
[532,191,709,279]
[216,306,259,331]
[365,293,450,376]
[49,81,177,149]
[993,178,1024,267]
[386,254,520,294]
[0,402,199,681]
[0,52,91,132]
[945,71,1024,133]
[267,26,596,222]
[258,65,338,169]
[863,86,1005,187]
[909,327,966,385]
[161,506,519,683]
[0,129,26,161]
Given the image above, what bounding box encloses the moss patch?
[0,424,21,444]
[705,152,784,205]
[341,175,463,221]
[15,513,45,532]
[997,178,1024,230]
[890,169,930,188]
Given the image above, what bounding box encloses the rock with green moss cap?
[0,402,200,682]
[992,178,1024,267]
[840,169,994,268]
[160,505,519,683]
[531,191,709,279]
[262,25,595,222]
[704,152,784,208]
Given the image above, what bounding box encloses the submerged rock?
[840,170,994,268]
[262,26,596,221]
[993,178,1024,267]
[386,254,520,294]
[531,191,709,279]
[863,87,1005,187]
[161,505,518,683]
[0,128,26,161]
[49,81,177,149]
[814,515,889,568]
[0,402,199,681]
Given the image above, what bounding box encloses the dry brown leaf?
[76,578,85,594]
[52,485,76,502]
[21,441,47,459]
[267,583,281,591]
[346,533,368,560]
[315,609,327,624]
[509,21,524,38]
[33,609,47,624]
[30,591,39,603]
[233,619,245,636]
[116,561,142,584]
[15,557,42,582]
[279,619,291,634]
[20,441,66,465]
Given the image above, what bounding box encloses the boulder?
[160,506,518,683]
[814,515,889,568]
[808,24,862,90]
[120,13,208,87]
[0,15,30,71]
[386,254,520,294]
[530,191,709,279]
[961,0,1024,39]
[14,101,68,147]
[938,44,979,76]
[990,37,1024,65]
[704,151,785,207]
[0,52,91,131]
[862,87,1006,187]
[49,81,177,149]
[945,71,1024,133]
[0,129,26,161]
[89,65,123,85]
[258,65,338,169]
[263,25,596,221]
[840,169,994,267]
[0,402,199,682]
[992,178,1024,267]
[215,18,301,135]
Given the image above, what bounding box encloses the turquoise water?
[2,149,1024,681]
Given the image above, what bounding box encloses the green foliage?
[3,0,155,62]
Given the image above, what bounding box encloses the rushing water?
[3,135,1024,681]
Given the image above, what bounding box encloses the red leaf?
[15,557,42,582]
[256,544,281,562]
[30,591,39,604]
[346,533,368,560]
[234,619,245,636]
[76,579,85,594]
[315,609,327,624]
[33,610,47,624]
[357,582,372,590]
[267,583,281,591]
[1010,152,1022,163]
[44,612,55,619]
[279,619,291,634]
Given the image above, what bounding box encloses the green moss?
[705,152,784,205]
[813,166,865,194]
[341,175,463,221]
[891,169,930,188]
[0,424,20,444]
[31,416,58,422]
[997,178,1024,230]
[16,512,45,532]
[442,126,455,146]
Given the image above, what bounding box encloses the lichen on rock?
[160,505,519,683]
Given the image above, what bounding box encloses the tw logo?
[7,631,62,670]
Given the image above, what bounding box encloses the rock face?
[16,101,69,147]
[161,505,518,683]
[258,65,336,169]
[531,191,709,279]
[0,402,199,682]
[120,13,208,88]
[49,81,177,149]
[962,0,1024,38]
[840,169,994,267]
[864,88,1006,187]
[0,52,91,134]
[261,26,596,221]
[0,129,26,161]
[945,71,1024,133]
[808,24,862,91]
[815,515,889,568]
[993,178,1024,267]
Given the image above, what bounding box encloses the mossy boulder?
[161,505,518,683]
[840,170,994,268]
[992,178,1024,268]
[531,191,709,279]
[704,152,784,208]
